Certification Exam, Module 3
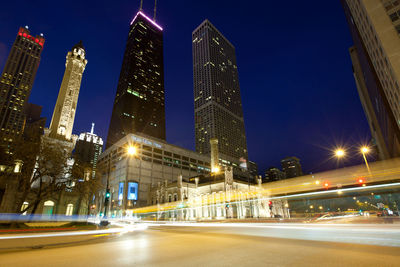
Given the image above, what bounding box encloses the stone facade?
[49,41,87,141]
[146,167,289,221]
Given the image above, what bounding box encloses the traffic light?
[358,178,365,185]
[323,182,329,189]
[105,189,110,202]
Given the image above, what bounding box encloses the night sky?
[0,0,371,174]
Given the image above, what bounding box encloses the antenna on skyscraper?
[153,0,157,21]
[139,0,143,10]
[91,123,94,134]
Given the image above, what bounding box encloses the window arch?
[43,200,55,215]
[21,201,29,215]
[66,204,74,216]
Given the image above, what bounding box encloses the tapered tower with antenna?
[153,0,157,21]
[106,1,165,148]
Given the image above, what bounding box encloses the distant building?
[281,157,303,178]
[24,103,46,139]
[247,160,259,177]
[192,19,248,164]
[74,123,103,178]
[106,8,166,148]
[264,167,285,183]
[49,41,87,141]
[0,27,45,144]
[342,0,400,159]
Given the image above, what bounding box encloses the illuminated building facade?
[342,0,400,159]
[74,123,103,178]
[0,27,44,143]
[147,170,289,220]
[49,41,87,141]
[192,20,248,163]
[97,133,211,214]
[106,10,165,149]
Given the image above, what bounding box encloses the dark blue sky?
[0,0,371,174]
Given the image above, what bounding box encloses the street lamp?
[211,166,220,173]
[361,146,371,174]
[335,149,345,158]
[361,146,369,154]
[127,145,137,156]
[123,145,138,215]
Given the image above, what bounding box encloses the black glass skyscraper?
[106,10,165,148]
[192,20,248,162]
[0,27,44,143]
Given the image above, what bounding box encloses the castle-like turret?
[49,41,87,140]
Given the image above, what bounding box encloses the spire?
[90,123,94,134]
[139,0,143,10]
[72,40,85,51]
[153,0,157,21]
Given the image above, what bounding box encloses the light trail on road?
[138,222,400,247]
[0,223,146,240]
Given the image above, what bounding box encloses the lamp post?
[103,153,111,218]
[361,146,372,174]
[123,145,137,215]
[333,145,373,178]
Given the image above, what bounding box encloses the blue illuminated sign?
[127,182,138,200]
[131,135,162,148]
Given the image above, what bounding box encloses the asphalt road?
[0,223,400,267]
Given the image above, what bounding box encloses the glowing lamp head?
[324,182,329,188]
[127,146,137,156]
[361,147,369,154]
[211,166,220,173]
[358,178,364,184]
[335,149,345,158]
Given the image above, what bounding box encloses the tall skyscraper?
[106,9,165,149]
[342,0,400,159]
[0,27,44,143]
[49,41,87,141]
[192,20,248,163]
[74,123,103,178]
[281,157,303,179]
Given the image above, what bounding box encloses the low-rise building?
[146,167,289,220]
[97,133,212,216]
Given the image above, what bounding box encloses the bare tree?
[70,160,105,216]
[0,129,73,215]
